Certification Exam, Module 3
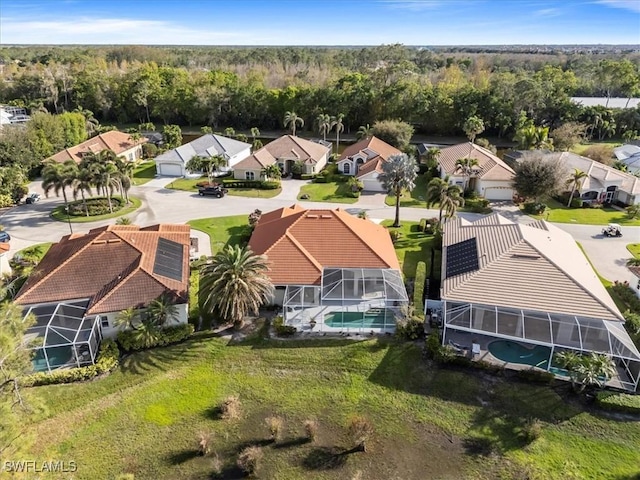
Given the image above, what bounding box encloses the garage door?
[362,179,385,192]
[158,163,183,177]
[483,187,514,201]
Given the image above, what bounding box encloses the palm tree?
[357,124,372,140]
[423,147,440,170]
[555,351,615,393]
[261,164,282,181]
[115,307,140,330]
[146,294,178,327]
[116,217,132,225]
[330,114,345,152]
[41,160,78,208]
[186,155,227,184]
[250,127,260,143]
[378,153,418,228]
[426,176,465,221]
[284,111,304,136]
[566,168,587,207]
[316,114,331,141]
[199,245,274,329]
[454,157,480,192]
[71,168,93,217]
[463,115,485,144]
[73,106,100,137]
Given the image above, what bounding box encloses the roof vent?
[92,240,107,245]
[306,214,318,219]
[320,215,332,219]
[511,253,540,260]
[107,239,122,244]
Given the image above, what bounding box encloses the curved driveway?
[4,179,639,286]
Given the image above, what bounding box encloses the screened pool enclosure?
[443,301,640,391]
[23,300,102,372]
[282,268,409,333]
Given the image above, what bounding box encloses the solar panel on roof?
[153,237,184,281]
[446,238,479,278]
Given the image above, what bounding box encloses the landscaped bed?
[50,196,141,223]
[167,176,282,198]
[24,333,640,480]
[527,198,640,226]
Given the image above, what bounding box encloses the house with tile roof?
[439,213,640,391]
[249,205,408,332]
[15,224,191,372]
[154,133,251,177]
[233,135,330,180]
[336,136,402,192]
[437,142,516,201]
[48,131,147,164]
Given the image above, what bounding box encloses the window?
[245,171,255,180]
[343,163,351,174]
[100,316,109,328]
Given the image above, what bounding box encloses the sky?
[1,0,639,46]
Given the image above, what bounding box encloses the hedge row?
[596,391,640,414]
[22,339,120,387]
[272,316,296,337]
[117,324,194,352]
[221,180,280,189]
[414,261,426,315]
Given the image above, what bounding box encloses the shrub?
[272,316,297,336]
[596,391,640,414]
[265,416,284,441]
[334,174,350,183]
[304,419,318,442]
[313,174,329,183]
[523,202,547,215]
[555,193,583,209]
[419,218,427,232]
[424,217,440,234]
[519,418,543,444]
[116,324,194,352]
[68,197,123,216]
[348,416,373,452]
[221,179,279,189]
[389,230,402,244]
[465,197,490,213]
[516,369,555,384]
[237,446,263,475]
[141,143,158,158]
[395,316,425,340]
[413,261,426,314]
[627,204,640,220]
[260,181,281,190]
[301,173,315,180]
[22,339,120,387]
[612,282,640,313]
[220,395,242,420]
[197,432,212,456]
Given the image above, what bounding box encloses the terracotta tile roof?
[337,137,402,179]
[234,135,329,170]
[0,243,9,253]
[249,205,400,285]
[439,142,515,181]
[48,131,147,164]
[442,214,623,321]
[15,224,190,314]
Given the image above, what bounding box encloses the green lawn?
[298,181,358,204]
[168,176,281,198]
[385,174,429,208]
[188,215,249,254]
[627,243,640,259]
[529,198,640,226]
[381,220,440,282]
[571,141,621,156]
[50,196,141,223]
[26,334,640,480]
[132,161,156,185]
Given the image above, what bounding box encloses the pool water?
[488,340,551,369]
[324,311,391,328]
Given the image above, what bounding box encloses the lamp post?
[65,205,73,234]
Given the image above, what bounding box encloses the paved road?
[4,178,639,285]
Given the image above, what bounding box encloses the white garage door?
[483,188,514,201]
[158,163,184,177]
[362,178,385,192]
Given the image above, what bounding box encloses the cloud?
[595,0,640,13]
[534,7,562,17]
[0,17,251,45]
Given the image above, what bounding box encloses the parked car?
[198,185,228,198]
[602,223,622,237]
[0,231,10,243]
[25,193,41,204]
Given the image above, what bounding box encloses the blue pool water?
[488,340,551,369]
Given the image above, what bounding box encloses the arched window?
[245,171,255,180]
[343,163,351,174]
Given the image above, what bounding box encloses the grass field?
[384,174,429,208]
[298,182,358,204]
[627,243,640,259]
[188,215,249,253]
[382,220,440,282]
[529,198,640,226]
[50,196,141,223]
[132,161,157,185]
[25,333,640,480]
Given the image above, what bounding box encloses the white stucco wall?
[99,303,189,339]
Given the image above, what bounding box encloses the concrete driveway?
[5,181,639,284]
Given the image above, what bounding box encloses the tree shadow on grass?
[273,436,310,449]
[166,448,199,465]
[301,446,349,470]
[224,225,251,250]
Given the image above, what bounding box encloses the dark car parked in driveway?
[198,184,228,198]
[25,193,41,204]
[0,231,10,242]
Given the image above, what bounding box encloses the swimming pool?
[488,340,551,369]
[324,310,393,329]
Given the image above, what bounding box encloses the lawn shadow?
[213,464,248,479]
[301,446,349,470]
[166,449,199,465]
[232,438,275,454]
[224,225,251,250]
[273,436,310,449]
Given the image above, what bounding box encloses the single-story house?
[439,213,640,391]
[154,134,251,177]
[438,142,516,201]
[336,136,402,192]
[249,204,408,333]
[49,131,147,164]
[613,144,640,175]
[0,242,10,275]
[15,224,191,372]
[233,135,330,180]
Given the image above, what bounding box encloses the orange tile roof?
[248,205,400,285]
[0,243,9,253]
[337,136,402,178]
[15,224,190,314]
[234,135,329,170]
[48,131,148,164]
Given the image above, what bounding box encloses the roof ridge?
[331,211,393,267]
[88,268,168,314]
[88,257,141,311]
[288,135,312,158]
[282,231,323,273]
